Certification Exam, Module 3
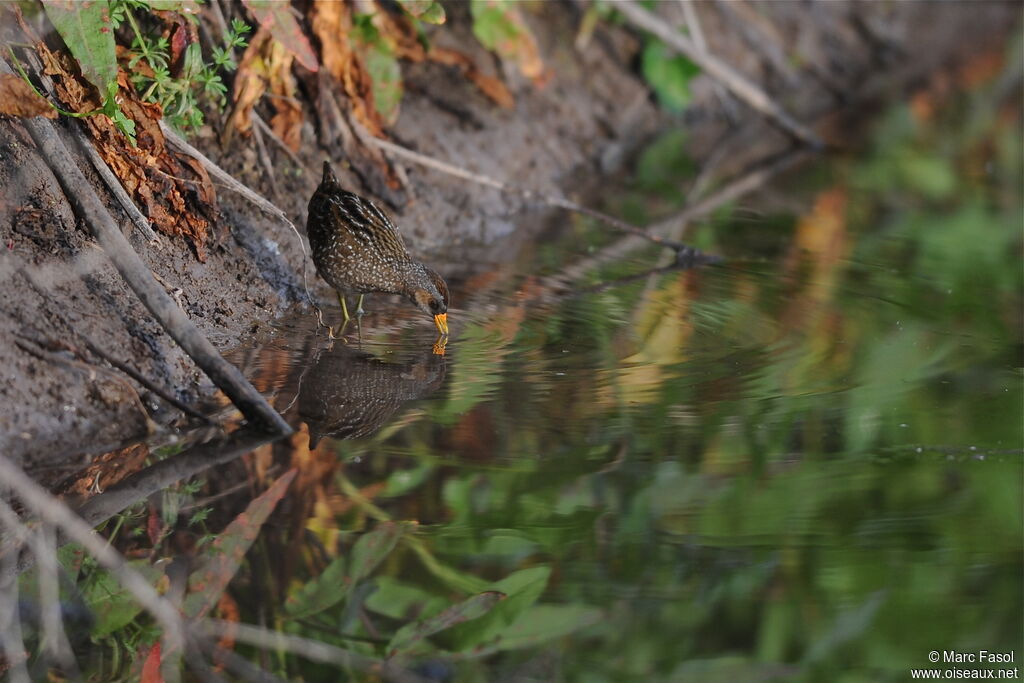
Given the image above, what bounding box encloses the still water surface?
[21,71,1018,681]
[213,81,1022,681]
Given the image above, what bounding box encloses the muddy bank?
[0,1,1018,470]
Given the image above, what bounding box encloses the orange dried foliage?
[36,42,217,260]
[372,4,513,108]
[229,27,305,152]
[312,0,387,138]
[212,592,239,671]
[0,74,57,119]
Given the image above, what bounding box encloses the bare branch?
[364,137,698,254]
[195,619,429,683]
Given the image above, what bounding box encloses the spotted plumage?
[307,162,449,335]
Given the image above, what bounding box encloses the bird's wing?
[330,191,410,261]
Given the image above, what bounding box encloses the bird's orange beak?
[434,312,449,335]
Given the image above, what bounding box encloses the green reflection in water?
[312,68,1021,681]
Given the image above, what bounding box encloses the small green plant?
[112,1,251,130]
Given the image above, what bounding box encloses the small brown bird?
[307,161,449,337]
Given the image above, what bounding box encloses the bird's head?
[409,266,450,335]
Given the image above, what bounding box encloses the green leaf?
[285,553,348,619]
[85,561,165,637]
[42,0,118,97]
[381,462,434,498]
[464,604,603,656]
[365,576,447,621]
[470,0,522,51]
[286,521,412,619]
[641,39,699,112]
[446,566,551,651]
[350,521,410,580]
[388,591,506,656]
[182,470,296,619]
[398,0,446,24]
[361,42,403,126]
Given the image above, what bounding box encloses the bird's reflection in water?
[297,343,446,448]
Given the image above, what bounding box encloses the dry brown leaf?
[228,27,305,152]
[267,40,304,152]
[228,27,273,139]
[37,40,217,260]
[311,0,386,138]
[0,74,57,119]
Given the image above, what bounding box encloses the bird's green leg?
[339,292,351,321]
[355,294,365,318]
[330,292,351,339]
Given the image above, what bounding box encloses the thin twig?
[195,619,428,683]
[74,128,160,243]
[12,46,159,243]
[12,262,214,425]
[14,337,159,436]
[364,137,698,254]
[81,339,216,425]
[253,113,308,172]
[160,122,292,229]
[615,0,823,148]
[28,524,83,681]
[251,119,281,201]
[678,0,740,124]
[159,121,326,326]
[0,497,30,683]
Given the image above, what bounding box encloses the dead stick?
[251,118,281,201]
[615,0,823,148]
[81,339,216,425]
[253,113,309,172]
[17,116,290,435]
[365,137,697,254]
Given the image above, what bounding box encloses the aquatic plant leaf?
[388,591,506,656]
[351,520,412,580]
[85,561,164,637]
[466,604,603,655]
[183,469,297,619]
[365,576,447,620]
[641,39,699,112]
[286,521,412,618]
[446,566,550,651]
[41,0,118,99]
[242,0,319,72]
[381,462,435,497]
[284,554,348,618]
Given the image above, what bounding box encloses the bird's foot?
[329,319,351,340]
